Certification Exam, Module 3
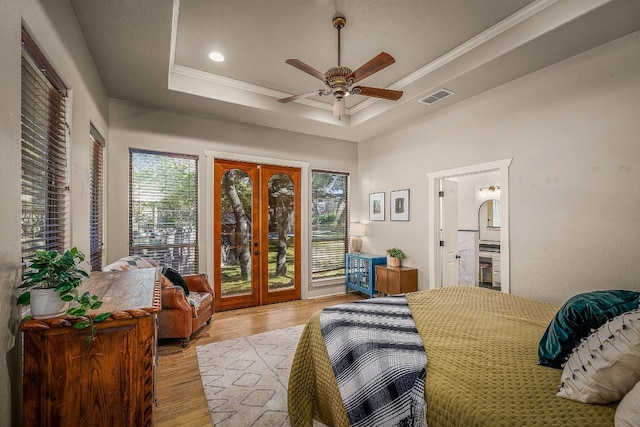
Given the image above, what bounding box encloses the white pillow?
[557,309,640,404]
[616,380,640,427]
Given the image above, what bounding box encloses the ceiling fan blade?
[352,86,403,101]
[333,98,346,117]
[346,52,395,84]
[278,90,324,103]
[285,59,326,81]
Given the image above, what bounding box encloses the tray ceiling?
[69,0,640,141]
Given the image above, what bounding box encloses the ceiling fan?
[278,14,403,118]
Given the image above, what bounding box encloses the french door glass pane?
[220,169,253,297]
[267,173,295,292]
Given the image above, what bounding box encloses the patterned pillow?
[102,256,158,272]
[187,292,202,311]
[557,309,640,403]
[615,380,640,427]
[538,290,639,368]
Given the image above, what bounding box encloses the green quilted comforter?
[288,286,617,426]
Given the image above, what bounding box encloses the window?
[311,170,348,280]
[89,125,105,271]
[129,149,199,274]
[21,28,68,259]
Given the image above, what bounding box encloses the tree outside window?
[311,171,348,280]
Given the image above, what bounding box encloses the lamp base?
[351,236,363,254]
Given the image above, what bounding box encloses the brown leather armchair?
[158,273,214,347]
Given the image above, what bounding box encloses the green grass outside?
[221,238,344,296]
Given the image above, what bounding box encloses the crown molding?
[350,0,557,114]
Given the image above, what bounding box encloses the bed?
[288,286,620,426]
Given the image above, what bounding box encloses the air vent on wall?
[418,88,455,105]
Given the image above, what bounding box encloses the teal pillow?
[538,290,639,369]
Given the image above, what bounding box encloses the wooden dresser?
[375,265,418,296]
[21,268,161,427]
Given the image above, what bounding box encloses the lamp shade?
[350,222,366,236]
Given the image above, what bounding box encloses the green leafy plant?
[18,247,110,343]
[64,289,111,345]
[386,248,406,259]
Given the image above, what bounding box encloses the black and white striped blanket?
[320,295,427,427]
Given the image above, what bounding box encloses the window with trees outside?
[21,28,68,259]
[129,149,199,274]
[89,125,105,271]
[311,170,348,281]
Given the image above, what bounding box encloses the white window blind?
[129,149,199,274]
[311,170,348,280]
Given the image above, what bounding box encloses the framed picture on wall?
[390,189,410,221]
[369,192,385,221]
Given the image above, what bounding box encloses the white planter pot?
[30,288,68,319]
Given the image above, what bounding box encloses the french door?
[213,159,301,311]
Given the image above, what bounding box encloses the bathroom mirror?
[479,199,501,229]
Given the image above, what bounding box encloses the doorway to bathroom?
[427,159,512,293]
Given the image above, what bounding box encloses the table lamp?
[350,223,366,254]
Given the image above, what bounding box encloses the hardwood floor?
[154,292,364,427]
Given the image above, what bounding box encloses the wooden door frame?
[204,150,310,302]
[427,158,512,294]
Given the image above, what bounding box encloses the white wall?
[0,1,22,423]
[0,0,109,423]
[107,100,358,299]
[359,30,640,304]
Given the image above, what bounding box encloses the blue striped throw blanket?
[320,295,427,427]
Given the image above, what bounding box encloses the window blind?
[129,149,199,274]
[311,170,349,280]
[89,125,105,271]
[21,28,68,259]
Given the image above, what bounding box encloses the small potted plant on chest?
[18,247,110,343]
[386,248,405,267]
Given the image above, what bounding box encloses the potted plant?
[18,247,110,342]
[386,248,405,267]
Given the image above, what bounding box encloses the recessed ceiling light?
[208,51,224,62]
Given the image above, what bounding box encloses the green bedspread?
[288,286,617,426]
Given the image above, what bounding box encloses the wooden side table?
[375,265,418,296]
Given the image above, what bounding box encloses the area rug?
[196,324,305,426]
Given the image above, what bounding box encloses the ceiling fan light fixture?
[278,14,403,118]
[208,51,225,62]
